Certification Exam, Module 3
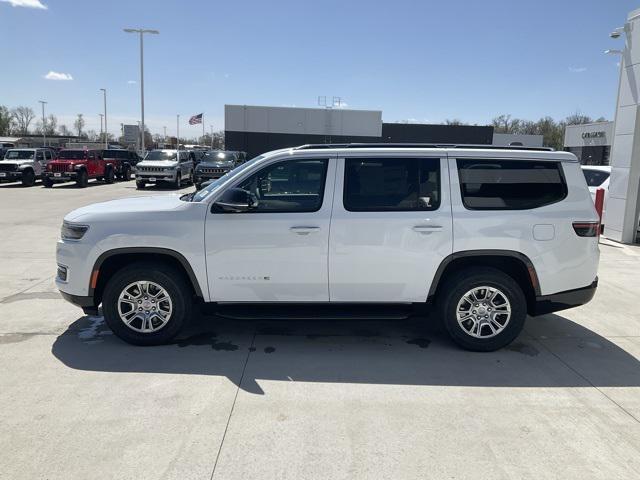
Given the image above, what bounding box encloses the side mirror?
[213,188,257,213]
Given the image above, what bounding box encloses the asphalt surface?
[1,177,640,479]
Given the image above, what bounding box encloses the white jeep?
[0,148,53,186]
[56,144,600,351]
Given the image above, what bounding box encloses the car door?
[205,155,336,301]
[329,154,453,302]
[34,150,45,175]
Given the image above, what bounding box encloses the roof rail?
[294,143,554,152]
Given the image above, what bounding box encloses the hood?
[197,160,234,168]
[136,160,179,168]
[1,159,33,166]
[64,194,186,222]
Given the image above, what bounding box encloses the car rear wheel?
[76,170,88,188]
[438,267,527,352]
[104,167,115,184]
[102,263,192,346]
[136,180,145,189]
[21,169,35,187]
[121,165,131,181]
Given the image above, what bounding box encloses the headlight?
[61,222,89,240]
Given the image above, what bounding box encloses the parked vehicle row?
[56,144,600,352]
[0,146,246,189]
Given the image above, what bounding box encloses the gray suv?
[194,150,240,190]
[135,149,194,189]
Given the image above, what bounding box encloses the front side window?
[344,158,441,212]
[582,169,610,187]
[232,158,329,213]
[457,159,567,210]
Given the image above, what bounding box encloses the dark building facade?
[224,105,493,159]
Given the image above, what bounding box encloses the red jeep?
[43,148,115,188]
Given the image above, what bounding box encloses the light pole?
[99,88,107,148]
[123,28,159,155]
[38,100,47,147]
[98,113,104,142]
[176,114,180,150]
[210,125,214,149]
[163,126,167,144]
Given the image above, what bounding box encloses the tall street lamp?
[99,88,107,148]
[123,28,159,154]
[176,114,180,150]
[38,100,47,147]
[98,113,104,141]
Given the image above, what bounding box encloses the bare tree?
[444,119,467,126]
[58,124,71,136]
[35,114,58,136]
[74,114,85,137]
[11,106,36,135]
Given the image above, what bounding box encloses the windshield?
[191,155,265,202]
[58,151,87,160]
[144,151,176,161]
[4,150,34,160]
[582,169,610,187]
[201,151,229,162]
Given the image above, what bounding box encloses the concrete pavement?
[1,178,639,479]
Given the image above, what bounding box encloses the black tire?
[136,180,145,189]
[102,262,193,346]
[438,267,527,352]
[42,176,53,188]
[21,169,36,187]
[76,169,88,188]
[104,167,115,184]
[121,165,131,181]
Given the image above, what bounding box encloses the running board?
[209,303,418,321]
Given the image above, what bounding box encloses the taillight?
[573,222,600,237]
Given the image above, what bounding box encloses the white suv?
[56,144,600,351]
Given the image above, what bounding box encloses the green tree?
[0,106,13,135]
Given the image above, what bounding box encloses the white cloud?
[44,71,73,81]
[568,66,587,73]
[1,0,47,9]
[127,80,137,84]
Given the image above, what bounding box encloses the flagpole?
[202,113,205,145]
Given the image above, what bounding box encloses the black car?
[193,151,239,190]
[102,149,141,181]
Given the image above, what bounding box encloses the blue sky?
[1,0,637,138]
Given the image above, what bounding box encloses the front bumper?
[0,170,22,181]
[44,171,78,183]
[136,172,176,183]
[531,278,598,316]
[195,170,229,183]
[60,291,99,315]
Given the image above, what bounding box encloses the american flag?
[188,113,203,125]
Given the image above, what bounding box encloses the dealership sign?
[123,124,139,144]
[582,131,606,139]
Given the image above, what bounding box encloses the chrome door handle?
[412,225,443,233]
[290,226,321,235]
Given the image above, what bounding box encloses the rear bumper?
[531,278,598,316]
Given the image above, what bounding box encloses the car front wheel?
[102,263,192,346]
[438,267,527,352]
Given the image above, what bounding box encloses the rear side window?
[582,169,610,187]
[344,158,441,212]
[457,159,567,210]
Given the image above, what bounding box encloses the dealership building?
[563,121,614,165]
[224,104,542,159]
